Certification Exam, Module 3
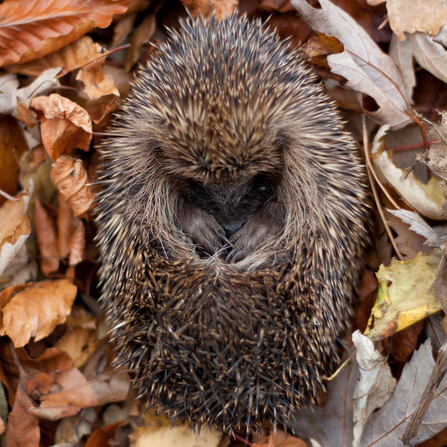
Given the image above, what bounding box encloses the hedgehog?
[95,13,370,435]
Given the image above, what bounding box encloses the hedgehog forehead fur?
[96,12,370,435]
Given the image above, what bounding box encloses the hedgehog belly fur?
[95,13,370,435]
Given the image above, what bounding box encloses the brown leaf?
[0,279,77,347]
[0,189,31,276]
[77,46,120,100]
[34,199,59,276]
[0,0,131,66]
[252,431,308,446]
[51,157,95,217]
[31,94,92,160]
[0,116,29,207]
[181,0,238,19]
[54,326,97,368]
[5,382,39,447]
[30,369,130,420]
[69,221,86,266]
[85,421,124,447]
[57,193,74,259]
[124,12,157,71]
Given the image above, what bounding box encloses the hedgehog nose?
[223,221,244,236]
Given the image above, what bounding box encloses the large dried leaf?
[0,279,77,347]
[181,0,238,20]
[292,0,411,128]
[360,339,447,446]
[31,94,92,160]
[364,250,442,340]
[0,188,31,276]
[0,0,131,66]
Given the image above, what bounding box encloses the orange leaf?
[69,220,86,266]
[181,0,237,20]
[5,383,39,447]
[0,0,131,66]
[31,94,92,160]
[34,199,59,276]
[85,421,124,447]
[0,279,77,347]
[51,157,95,217]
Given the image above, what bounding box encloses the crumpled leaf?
[69,221,85,266]
[372,126,447,220]
[0,0,131,66]
[0,187,31,276]
[364,250,442,340]
[51,157,95,217]
[76,41,120,100]
[292,0,411,129]
[360,338,447,446]
[352,331,396,447]
[0,279,77,347]
[31,94,92,160]
[181,0,238,20]
[385,0,447,41]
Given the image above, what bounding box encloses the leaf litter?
[0,0,446,446]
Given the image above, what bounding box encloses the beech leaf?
[0,279,77,347]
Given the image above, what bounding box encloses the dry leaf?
[0,116,29,207]
[0,279,77,347]
[5,382,39,447]
[51,157,95,217]
[31,94,92,160]
[364,250,443,340]
[181,0,238,20]
[76,42,120,100]
[352,331,396,447]
[34,199,59,276]
[0,188,31,276]
[69,221,85,266]
[0,0,131,66]
[386,0,447,41]
[292,0,412,129]
[57,193,73,259]
[31,369,130,420]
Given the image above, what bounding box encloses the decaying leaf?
[51,157,95,217]
[364,250,443,340]
[181,0,238,20]
[0,0,131,66]
[352,331,396,447]
[0,188,31,276]
[69,221,86,266]
[292,0,412,128]
[0,279,77,347]
[31,94,92,160]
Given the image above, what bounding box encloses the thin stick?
[362,116,405,262]
[0,189,19,202]
[324,349,357,381]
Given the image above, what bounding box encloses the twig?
[0,189,19,202]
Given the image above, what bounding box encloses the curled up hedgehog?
[95,12,369,435]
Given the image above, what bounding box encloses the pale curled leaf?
[352,331,396,447]
[389,34,415,102]
[0,188,31,276]
[292,0,411,128]
[0,0,131,66]
[69,221,85,266]
[364,250,442,340]
[372,126,446,220]
[0,279,77,347]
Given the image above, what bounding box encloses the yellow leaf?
[364,250,442,339]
